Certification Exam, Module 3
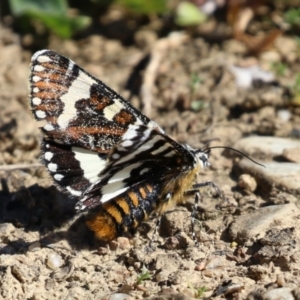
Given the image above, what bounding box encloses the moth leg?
[191,191,201,246]
[192,181,223,197]
[186,181,224,246]
[150,214,162,247]
[144,214,162,253]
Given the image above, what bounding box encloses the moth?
[29,50,218,242]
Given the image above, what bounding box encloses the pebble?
[228,203,299,243]
[205,256,227,270]
[234,136,300,158]
[282,147,300,163]
[28,242,41,252]
[46,253,64,270]
[277,109,291,122]
[275,36,298,63]
[237,158,300,191]
[238,174,257,192]
[228,64,274,89]
[109,293,132,300]
[109,237,131,251]
[263,287,293,300]
[0,223,15,242]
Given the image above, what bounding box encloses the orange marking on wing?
[114,109,136,125]
[36,103,60,112]
[66,127,125,139]
[90,94,113,110]
[35,91,59,100]
[44,116,58,125]
[39,62,63,72]
[34,81,67,92]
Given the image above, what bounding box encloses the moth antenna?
[198,146,265,168]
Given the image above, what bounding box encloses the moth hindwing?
[29,49,211,242]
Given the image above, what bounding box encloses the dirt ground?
[1,5,300,300]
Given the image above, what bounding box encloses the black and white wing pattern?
[29,50,160,196]
[29,50,210,241]
[76,124,197,211]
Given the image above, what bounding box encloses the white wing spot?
[67,186,82,197]
[43,124,55,131]
[44,152,53,161]
[54,174,64,181]
[32,76,41,82]
[48,163,58,172]
[37,55,52,63]
[34,65,45,72]
[32,97,42,105]
[122,140,133,147]
[31,50,51,62]
[112,153,120,160]
[33,87,39,93]
[102,104,122,121]
[35,110,46,119]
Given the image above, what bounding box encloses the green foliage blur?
[284,7,300,26]
[9,0,91,38]
[7,0,207,39]
[116,0,167,15]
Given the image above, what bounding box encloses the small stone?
[109,237,131,251]
[0,223,15,242]
[230,241,238,248]
[194,261,206,271]
[46,253,64,270]
[237,158,300,192]
[205,256,226,270]
[155,270,169,282]
[275,36,298,63]
[238,174,257,192]
[97,247,109,255]
[282,147,300,163]
[228,204,299,243]
[234,136,300,159]
[202,269,214,277]
[277,109,291,122]
[28,242,41,252]
[164,236,180,250]
[263,287,293,300]
[134,29,157,49]
[276,274,285,287]
[11,265,38,284]
[180,288,195,298]
[109,294,132,300]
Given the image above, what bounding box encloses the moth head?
[195,148,210,168]
[183,144,210,169]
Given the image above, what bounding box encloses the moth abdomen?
[86,182,160,241]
